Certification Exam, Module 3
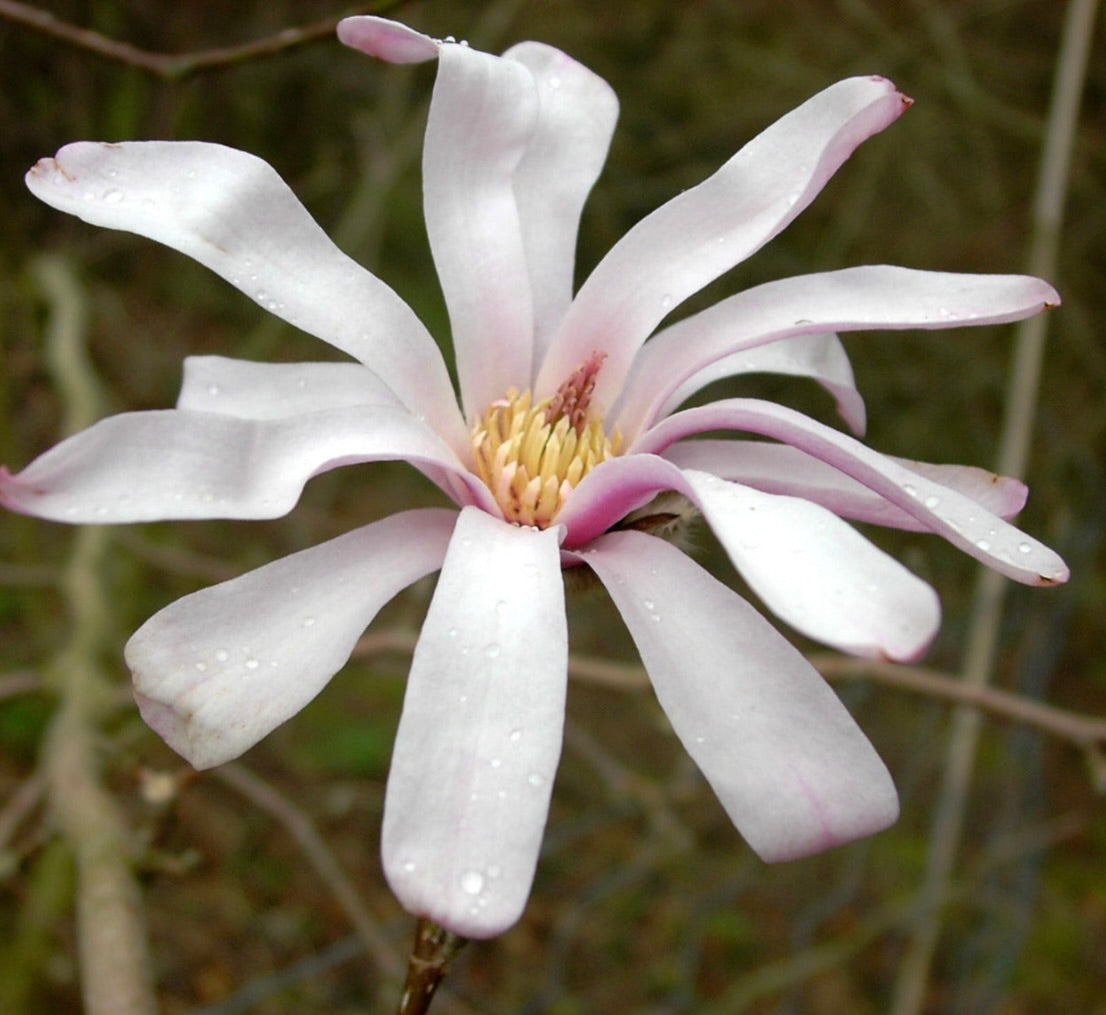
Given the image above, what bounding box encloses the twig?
[0,772,44,853]
[0,669,42,702]
[889,2,1100,1012]
[0,0,407,81]
[33,254,157,1015]
[212,762,403,982]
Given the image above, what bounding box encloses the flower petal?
[655,332,866,435]
[556,452,692,548]
[127,508,457,769]
[25,141,465,448]
[683,470,940,660]
[638,399,1068,586]
[617,266,1061,439]
[382,507,566,938]
[537,76,910,407]
[336,15,440,63]
[569,530,899,861]
[666,440,1028,530]
[503,41,618,360]
[422,41,539,416]
[178,357,402,418]
[0,407,496,523]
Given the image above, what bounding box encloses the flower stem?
[396,918,468,1015]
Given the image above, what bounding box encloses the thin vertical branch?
[33,254,158,1015]
[890,2,1100,1011]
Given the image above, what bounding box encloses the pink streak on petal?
[337,16,440,63]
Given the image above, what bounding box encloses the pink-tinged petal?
[337,16,440,63]
[0,407,497,523]
[25,142,465,449]
[655,332,866,435]
[178,357,402,418]
[638,399,1068,586]
[556,453,693,548]
[422,42,538,417]
[383,507,566,938]
[537,76,910,407]
[617,267,1061,439]
[569,531,899,860]
[128,508,456,769]
[666,441,1028,530]
[503,42,618,360]
[683,470,940,660]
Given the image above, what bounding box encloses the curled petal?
[178,357,401,418]
[383,507,566,938]
[337,16,440,63]
[504,41,619,359]
[683,470,940,660]
[0,407,496,523]
[638,399,1068,586]
[25,141,465,449]
[666,441,1028,530]
[569,531,899,861]
[422,41,538,416]
[128,508,457,769]
[617,266,1061,439]
[538,76,910,408]
[654,332,866,435]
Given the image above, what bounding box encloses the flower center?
[470,353,620,528]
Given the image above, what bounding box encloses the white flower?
[1,17,1067,938]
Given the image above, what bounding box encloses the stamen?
[470,354,620,528]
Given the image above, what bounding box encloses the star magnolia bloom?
[3,17,1067,938]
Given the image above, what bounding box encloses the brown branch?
[0,1,408,81]
[352,629,1106,760]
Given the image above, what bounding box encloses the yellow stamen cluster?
[470,387,621,528]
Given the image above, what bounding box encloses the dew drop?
[976,539,991,552]
[102,188,123,204]
[402,859,416,873]
[495,600,507,615]
[302,616,316,628]
[509,729,522,743]
[447,627,459,638]
[195,661,208,672]
[642,598,656,611]
[548,75,562,89]
[659,293,673,311]
[460,870,484,895]
[487,864,501,878]
[903,484,919,499]
[1017,542,1033,555]
[924,495,940,509]
[527,772,544,787]
[484,643,501,659]
[215,649,229,662]
[245,658,260,670]
[489,757,502,769]
[207,384,221,397]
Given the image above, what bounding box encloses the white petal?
[503,41,618,360]
[617,266,1061,439]
[570,531,899,860]
[654,332,866,434]
[178,357,402,418]
[422,42,538,416]
[537,76,910,408]
[0,407,495,523]
[337,16,440,63]
[383,507,567,938]
[25,141,465,448]
[127,509,457,769]
[666,441,1029,530]
[637,399,1069,586]
[683,470,940,660]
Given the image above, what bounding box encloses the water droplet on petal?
[489,757,502,769]
[903,484,919,499]
[102,188,123,203]
[509,729,522,743]
[302,616,316,628]
[245,658,260,670]
[924,495,940,509]
[215,649,229,663]
[460,870,484,895]
[976,539,991,552]
[484,643,501,659]
[527,772,544,787]
[1017,542,1033,554]
[195,661,208,672]
[402,858,416,873]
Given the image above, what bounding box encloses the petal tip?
[337,16,440,64]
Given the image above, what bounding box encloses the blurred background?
[0,1,1103,1012]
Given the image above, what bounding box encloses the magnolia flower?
[3,17,1066,938]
